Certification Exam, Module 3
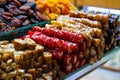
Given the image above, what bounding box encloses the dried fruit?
[11,18,22,28]
[35,0,76,19]
[50,50,63,61]
[63,54,72,65]
[0,0,6,5]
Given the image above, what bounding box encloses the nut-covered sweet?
[43,52,52,64]
[6,63,17,72]
[29,58,34,68]
[23,73,33,80]
[0,41,9,45]
[42,73,52,80]
[13,39,27,50]
[14,51,24,64]
[35,44,44,55]
[2,53,12,61]
[24,38,36,50]
[24,50,33,60]
[9,70,18,78]
[1,61,7,69]
[42,64,49,73]
[15,76,22,80]
[27,68,36,79]
[6,59,13,66]
[17,69,25,77]
[0,73,7,79]
[37,56,43,66]
[36,68,42,76]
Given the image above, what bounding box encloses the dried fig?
[8,4,20,15]
[19,0,27,4]
[9,2,20,7]
[11,18,22,28]
[3,12,13,17]
[0,8,5,15]
[13,0,22,7]
[22,19,30,26]
[18,10,26,15]
[28,9,34,16]
[0,0,6,5]
[20,4,30,11]
[36,11,47,21]
[31,18,39,23]
[2,15,12,21]
[27,2,36,10]
[7,0,13,2]
[16,15,27,21]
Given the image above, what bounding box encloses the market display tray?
[0,20,119,80]
[0,20,50,41]
[61,46,120,80]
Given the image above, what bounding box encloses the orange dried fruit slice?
[50,7,61,14]
[45,8,50,14]
[48,13,58,19]
[58,0,70,5]
[46,2,55,7]
[47,0,58,4]
[61,5,70,15]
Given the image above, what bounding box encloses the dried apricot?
[50,7,61,14]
